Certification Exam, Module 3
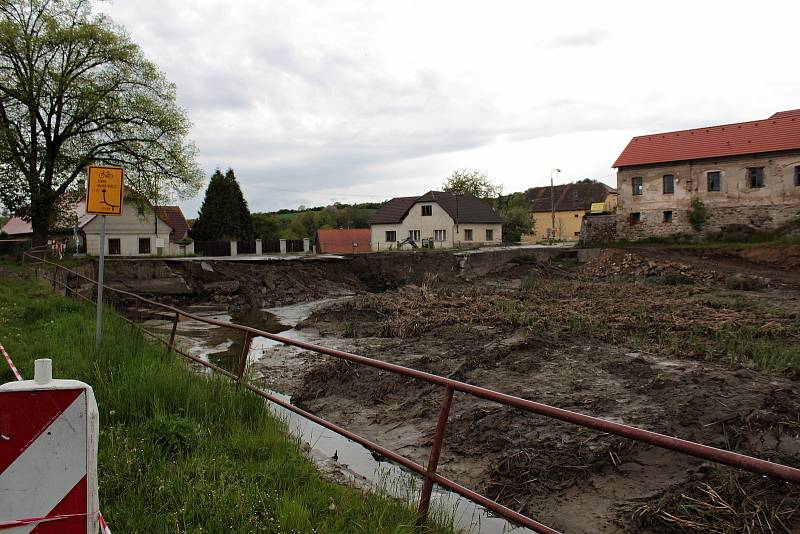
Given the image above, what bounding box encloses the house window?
[663,210,673,223]
[632,177,643,195]
[662,174,674,194]
[486,229,494,241]
[629,212,641,225]
[385,231,396,242]
[108,238,121,255]
[794,166,800,186]
[409,230,420,241]
[138,238,151,254]
[463,229,473,241]
[421,205,432,216]
[707,171,721,191]
[748,167,765,188]
[434,229,446,241]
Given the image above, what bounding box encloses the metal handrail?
[23,251,800,534]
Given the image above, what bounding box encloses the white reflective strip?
[0,392,87,533]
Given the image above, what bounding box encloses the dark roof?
[613,109,800,168]
[368,191,503,225]
[367,196,418,224]
[315,228,371,253]
[524,181,616,213]
[156,206,190,240]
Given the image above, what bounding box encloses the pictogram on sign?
[0,359,100,533]
[86,166,124,216]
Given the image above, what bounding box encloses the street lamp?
[453,191,464,247]
[550,168,561,241]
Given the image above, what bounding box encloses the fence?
[193,240,231,257]
[262,239,281,253]
[21,250,800,534]
[286,239,304,253]
[237,240,256,254]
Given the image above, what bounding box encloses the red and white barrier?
[0,359,100,533]
[0,344,21,381]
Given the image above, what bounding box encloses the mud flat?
[143,297,531,533]
[289,250,800,533]
[129,246,800,532]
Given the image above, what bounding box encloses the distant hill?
[251,202,381,241]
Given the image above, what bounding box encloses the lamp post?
[550,168,561,241]
[453,191,463,247]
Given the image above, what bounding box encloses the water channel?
[138,298,532,534]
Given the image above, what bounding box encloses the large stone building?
[614,109,800,240]
[368,191,502,250]
[521,180,617,242]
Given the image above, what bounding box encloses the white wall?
[82,200,174,256]
[370,201,502,250]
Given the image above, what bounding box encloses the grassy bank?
[0,274,452,533]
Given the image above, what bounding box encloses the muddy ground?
[245,247,800,533]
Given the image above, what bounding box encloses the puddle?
[133,297,532,534]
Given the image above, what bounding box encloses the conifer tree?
[190,169,240,240]
[226,169,254,240]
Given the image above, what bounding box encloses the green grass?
[0,275,453,533]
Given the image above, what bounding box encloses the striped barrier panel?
[0,359,100,533]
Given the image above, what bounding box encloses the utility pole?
[550,168,561,241]
[453,191,463,247]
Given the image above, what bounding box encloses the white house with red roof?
[2,194,192,256]
[613,109,800,240]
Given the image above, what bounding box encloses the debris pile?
[582,251,721,282]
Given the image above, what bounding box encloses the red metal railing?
[21,251,800,534]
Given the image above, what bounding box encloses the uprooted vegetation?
[309,257,800,372]
[294,248,800,532]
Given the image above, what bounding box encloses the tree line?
[189,167,379,242]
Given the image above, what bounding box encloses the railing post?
[167,312,180,355]
[416,386,454,528]
[52,265,59,292]
[236,332,251,384]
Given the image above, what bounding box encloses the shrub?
[521,274,538,290]
[687,198,709,231]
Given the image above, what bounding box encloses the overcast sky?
[98,0,800,216]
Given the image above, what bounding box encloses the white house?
[368,191,503,251]
[2,194,193,257]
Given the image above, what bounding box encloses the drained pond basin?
[137,297,531,534]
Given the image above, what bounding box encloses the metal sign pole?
[95,215,106,347]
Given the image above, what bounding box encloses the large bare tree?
[0,0,202,245]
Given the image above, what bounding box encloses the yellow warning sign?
[589,202,605,214]
[86,166,124,215]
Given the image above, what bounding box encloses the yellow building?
[521,180,617,242]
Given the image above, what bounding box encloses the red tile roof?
[613,109,800,168]
[315,228,371,254]
[156,206,190,240]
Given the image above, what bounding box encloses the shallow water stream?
[139,298,531,534]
